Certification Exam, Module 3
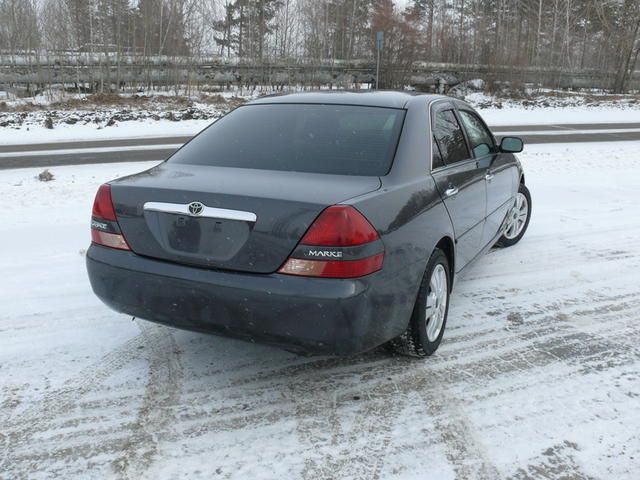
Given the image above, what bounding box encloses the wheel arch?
[435,236,455,291]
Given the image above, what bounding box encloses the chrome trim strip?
[143,202,257,222]
[430,156,478,175]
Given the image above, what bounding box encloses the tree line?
[0,0,639,92]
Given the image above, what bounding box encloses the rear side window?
[168,104,405,176]
[433,110,469,165]
[458,110,495,157]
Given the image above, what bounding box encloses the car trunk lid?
[110,163,381,273]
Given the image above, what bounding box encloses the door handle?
[445,186,459,197]
[485,173,494,181]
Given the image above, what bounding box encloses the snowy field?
[1,142,639,479]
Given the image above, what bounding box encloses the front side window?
[458,110,495,158]
[168,104,405,176]
[433,110,469,165]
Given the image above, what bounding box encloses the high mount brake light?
[279,205,383,278]
[90,184,130,251]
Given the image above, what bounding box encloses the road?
[1,122,640,170]
[1,141,639,478]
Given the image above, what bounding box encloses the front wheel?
[389,249,450,357]
[496,183,532,248]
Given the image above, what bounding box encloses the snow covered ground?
[464,91,640,126]
[1,142,639,479]
[0,119,213,145]
[0,91,240,145]
[2,90,639,146]
[479,106,640,126]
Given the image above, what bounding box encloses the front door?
[430,105,488,272]
[457,108,517,245]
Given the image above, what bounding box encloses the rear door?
[457,108,515,245]
[430,103,488,271]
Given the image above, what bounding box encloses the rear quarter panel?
[347,97,455,336]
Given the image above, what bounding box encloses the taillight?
[299,205,378,246]
[91,229,130,250]
[279,205,383,278]
[92,184,117,221]
[90,184,130,251]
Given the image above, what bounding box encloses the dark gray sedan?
[87,92,531,356]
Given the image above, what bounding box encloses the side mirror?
[500,136,524,153]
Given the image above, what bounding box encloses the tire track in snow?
[421,390,502,480]
[1,321,183,479]
[111,321,183,480]
[5,294,638,479]
[148,286,639,478]
[5,250,640,478]
[295,383,407,480]
[368,303,637,479]
[289,356,501,480]
[294,370,501,480]
[507,441,596,480]
[0,332,148,475]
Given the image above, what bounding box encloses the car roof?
[248,91,448,109]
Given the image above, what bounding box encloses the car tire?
[496,183,532,248]
[389,249,450,357]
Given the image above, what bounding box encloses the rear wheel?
[497,183,531,248]
[389,249,450,357]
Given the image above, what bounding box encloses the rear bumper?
[86,244,416,355]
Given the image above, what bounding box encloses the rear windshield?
[168,104,405,176]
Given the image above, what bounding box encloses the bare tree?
[2,0,640,94]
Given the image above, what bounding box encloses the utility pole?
[376,31,384,89]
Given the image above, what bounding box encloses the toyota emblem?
[188,202,204,216]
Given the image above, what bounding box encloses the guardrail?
[0,54,637,90]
